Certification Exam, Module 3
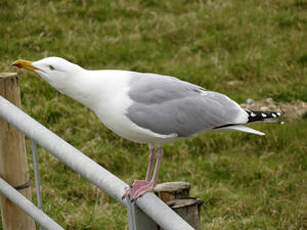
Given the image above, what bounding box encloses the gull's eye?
[49,65,55,70]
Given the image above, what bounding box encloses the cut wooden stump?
[155,182,204,230]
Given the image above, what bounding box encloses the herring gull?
[13,57,281,200]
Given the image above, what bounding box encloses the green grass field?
[0,0,306,229]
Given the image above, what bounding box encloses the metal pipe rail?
[0,177,64,230]
[0,96,194,230]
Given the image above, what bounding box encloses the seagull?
[13,57,281,200]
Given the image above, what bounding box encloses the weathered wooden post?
[155,182,204,230]
[0,73,36,230]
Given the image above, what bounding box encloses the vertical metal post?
[127,186,157,230]
[31,141,43,210]
[31,140,45,230]
[127,186,136,230]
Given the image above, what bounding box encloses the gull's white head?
[12,57,84,89]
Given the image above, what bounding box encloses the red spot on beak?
[12,63,23,68]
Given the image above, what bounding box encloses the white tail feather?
[216,125,265,136]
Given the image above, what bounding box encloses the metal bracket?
[127,186,157,230]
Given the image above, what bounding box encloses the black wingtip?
[246,110,282,123]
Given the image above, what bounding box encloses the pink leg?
[145,145,156,182]
[122,145,157,199]
[152,146,163,184]
[122,145,164,200]
[132,146,164,200]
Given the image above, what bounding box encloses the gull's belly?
[95,110,178,144]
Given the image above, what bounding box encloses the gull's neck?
[60,69,132,111]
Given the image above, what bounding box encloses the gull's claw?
[122,180,153,200]
[121,186,130,200]
[132,181,155,200]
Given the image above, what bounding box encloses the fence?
[0,78,194,230]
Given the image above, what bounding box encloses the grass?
[0,0,306,229]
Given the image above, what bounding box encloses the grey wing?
[128,72,205,104]
[127,73,248,137]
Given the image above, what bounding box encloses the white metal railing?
[0,177,63,230]
[0,96,194,230]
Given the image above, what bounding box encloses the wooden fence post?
[155,182,204,230]
[0,73,36,230]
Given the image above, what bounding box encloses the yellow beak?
[12,59,38,71]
